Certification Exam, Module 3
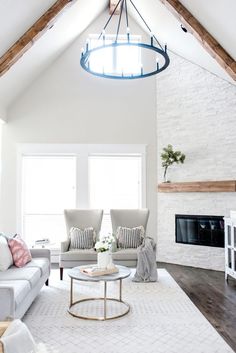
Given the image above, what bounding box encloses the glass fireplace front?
[175,214,224,248]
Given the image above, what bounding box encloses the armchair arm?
[30,248,51,263]
[0,285,14,320]
[60,240,70,253]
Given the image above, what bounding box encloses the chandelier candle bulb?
[102,30,106,44]
[127,27,130,42]
[150,35,154,46]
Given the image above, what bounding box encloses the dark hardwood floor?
[157,262,236,352]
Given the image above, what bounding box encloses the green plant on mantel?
[161,144,186,183]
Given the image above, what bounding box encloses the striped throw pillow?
[69,227,95,249]
[116,226,145,249]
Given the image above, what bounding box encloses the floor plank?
[158,262,236,352]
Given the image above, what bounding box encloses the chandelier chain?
[116,0,125,42]
[124,0,129,29]
[98,0,123,40]
[129,0,163,50]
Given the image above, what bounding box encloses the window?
[89,35,141,75]
[22,155,76,245]
[19,145,145,246]
[89,155,142,235]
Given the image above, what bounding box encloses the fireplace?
[175,214,224,248]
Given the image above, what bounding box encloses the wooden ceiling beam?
[0,0,78,77]
[109,0,121,15]
[159,0,236,81]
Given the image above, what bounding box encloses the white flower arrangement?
[94,234,114,253]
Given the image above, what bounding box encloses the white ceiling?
[180,0,236,60]
[0,0,108,110]
[130,0,236,84]
[0,0,235,112]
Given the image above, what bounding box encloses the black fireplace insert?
[175,214,224,248]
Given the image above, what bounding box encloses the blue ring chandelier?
[80,0,170,80]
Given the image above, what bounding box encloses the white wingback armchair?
[110,209,150,267]
[59,209,103,280]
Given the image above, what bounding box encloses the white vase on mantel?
[97,251,111,269]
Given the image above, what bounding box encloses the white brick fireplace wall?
[156,53,236,271]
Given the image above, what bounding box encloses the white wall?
[0,105,7,122]
[0,12,157,238]
[0,122,2,229]
[157,52,236,270]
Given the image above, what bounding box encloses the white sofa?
[0,249,50,320]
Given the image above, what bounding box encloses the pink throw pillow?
[8,235,32,267]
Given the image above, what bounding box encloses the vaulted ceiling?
[0,0,235,113]
[0,0,108,111]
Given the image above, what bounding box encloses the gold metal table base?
[68,297,130,321]
[68,278,130,321]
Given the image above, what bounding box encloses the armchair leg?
[60,267,63,280]
[45,279,49,286]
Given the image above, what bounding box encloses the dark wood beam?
[0,0,78,77]
[159,0,236,81]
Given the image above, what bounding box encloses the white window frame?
[17,144,147,237]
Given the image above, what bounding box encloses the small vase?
[97,251,111,269]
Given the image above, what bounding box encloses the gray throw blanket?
[133,237,157,282]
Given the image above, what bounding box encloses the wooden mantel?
[158,180,236,193]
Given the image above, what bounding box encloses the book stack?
[80,265,119,277]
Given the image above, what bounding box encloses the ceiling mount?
[110,0,121,15]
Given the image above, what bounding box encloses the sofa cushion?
[0,267,41,288]
[24,258,50,276]
[112,248,138,261]
[0,280,31,308]
[0,235,13,271]
[60,249,97,262]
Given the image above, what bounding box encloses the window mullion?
[76,153,89,208]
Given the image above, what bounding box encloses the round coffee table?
[68,265,131,321]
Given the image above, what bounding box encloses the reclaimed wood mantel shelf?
[157,180,236,193]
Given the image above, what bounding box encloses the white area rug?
[23,269,234,353]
